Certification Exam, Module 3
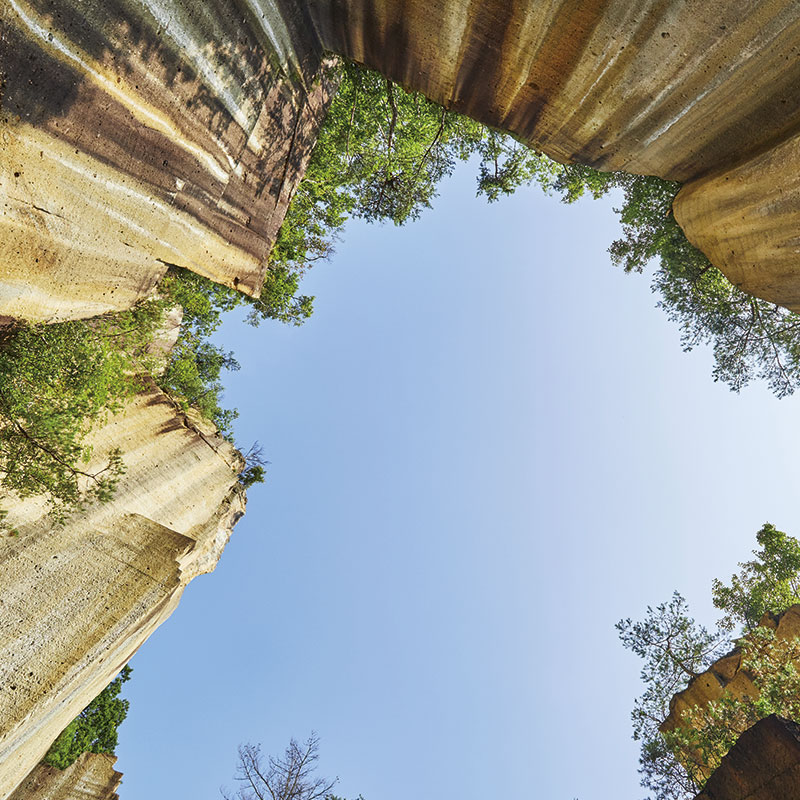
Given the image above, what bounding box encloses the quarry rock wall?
[5,2,800,796]
[0,0,334,321]
[311,0,800,182]
[310,0,800,313]
[694,715,800,800]
[4,1,800,317]
[0,387,244,799]
[8,754,122,800]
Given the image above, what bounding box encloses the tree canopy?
[43,666,132,770]
[6,58,800,522]
[712,523,800,632]
[619,523,800,799]
[272,60,800,398]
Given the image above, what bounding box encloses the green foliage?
[302,66,800,400]
[617,593,730,800]
[0,302,166,522]
[549,167,800,397]
[43,666,132,770]
[244,266,315,328]
[664,628,800,784]
[10,59,800,519]
[712,523,800,632]
[271,60,558,271]
[238,442,268,489]
[620,524,800,799]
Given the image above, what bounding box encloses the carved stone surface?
[5,0,800,315]
[694,715,800,800]
[0,0,334,321]
[674,129,800,312]
[0,387,245,799]
[312,0,800,181]
[8,753,122,800]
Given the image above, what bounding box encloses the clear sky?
[115,161,800,800]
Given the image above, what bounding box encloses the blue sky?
[117,161,800,800]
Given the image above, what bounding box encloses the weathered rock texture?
[0,0,335,321]
[0,386,245,799]
[674,134,800,312]
[662,605,800,735]
[694,715,800,800]
[8,754,122,800]
[310,0,800,311]
[5,1,800,317]
[312,0,800,181]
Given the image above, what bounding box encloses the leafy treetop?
[43,666,132,770]
[619,523,800,799]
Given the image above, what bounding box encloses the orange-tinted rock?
[663,606,800,735]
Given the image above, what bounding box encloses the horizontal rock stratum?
[0,387,245,799]
[4,1,800,317]
[0,0,334,321]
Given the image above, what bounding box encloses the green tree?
[0,301,166,524]
[268,59,559,275]
[547,167,800,398]
[712,523,800,632]
[43,666,132,770]
[620,524,800,798]
[664,627,800,783]
[617,593,730,800]
[267,61,800,398]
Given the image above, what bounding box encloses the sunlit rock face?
[660,605,800,782]
[0,387,245,799]
[0,0,334,321]
[312,0,800,181]
[5,0,800,315]
[663,606,800,732]
[693,715,800,800]
[8,753,122,800]
[674,132,800,313]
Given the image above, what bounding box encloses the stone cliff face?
[312,0,800,182]
[694,715,800,800]
[662,605,800,737]
[4,3,800,797]
[5,1,800,319]
[8,754,122,800]
[309,0,800,312]
[0,0,334,321]
[0,387,244,799]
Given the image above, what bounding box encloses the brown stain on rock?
[8,753,122,800]
[0,0,335,320]
[7,0,800,315]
